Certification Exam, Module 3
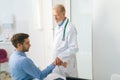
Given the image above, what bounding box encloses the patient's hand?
[54,57,67,68]
[55,57,63,66]
[53,57,62,66]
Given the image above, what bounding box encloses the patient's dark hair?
[11,33,29,48]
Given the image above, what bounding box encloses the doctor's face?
[53,9,64,23]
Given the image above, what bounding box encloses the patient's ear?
[17,43,22,48]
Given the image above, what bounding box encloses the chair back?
[111,74,120,80]
[0,49,8,63]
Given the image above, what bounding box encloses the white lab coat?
[52,18,78,77]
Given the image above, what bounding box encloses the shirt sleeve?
[21,58,55,80]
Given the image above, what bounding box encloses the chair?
[0,49,8,71]
[111,74,120,80]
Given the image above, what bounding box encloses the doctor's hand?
[55,57,63,66]
[52,57,62,66]
[53,57,67,67]
[55,57,67,68]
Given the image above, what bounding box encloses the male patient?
[9,33,63,80]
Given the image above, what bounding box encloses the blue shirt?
[9,51,55,80]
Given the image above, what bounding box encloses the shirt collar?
[15,51,26,57]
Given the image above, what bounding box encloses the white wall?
[26,0,54,68]
[93,0,120,80]
[71,0,92,79]
[12,0,33,33]
[0,0,13,24]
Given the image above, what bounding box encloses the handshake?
[53,57,67,68]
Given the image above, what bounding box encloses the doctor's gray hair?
[54,4,66,14]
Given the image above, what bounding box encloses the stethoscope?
[62,18,69,41]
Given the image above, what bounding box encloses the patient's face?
[21,38,31,52]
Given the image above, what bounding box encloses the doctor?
[52,4,79,77]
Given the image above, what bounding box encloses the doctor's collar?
[58,17,66,27]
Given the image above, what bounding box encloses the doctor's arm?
[58,27,78,62]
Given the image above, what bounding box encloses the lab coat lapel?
[54,25,64,50]
[55,25,64,37]
[55,18,68,37]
